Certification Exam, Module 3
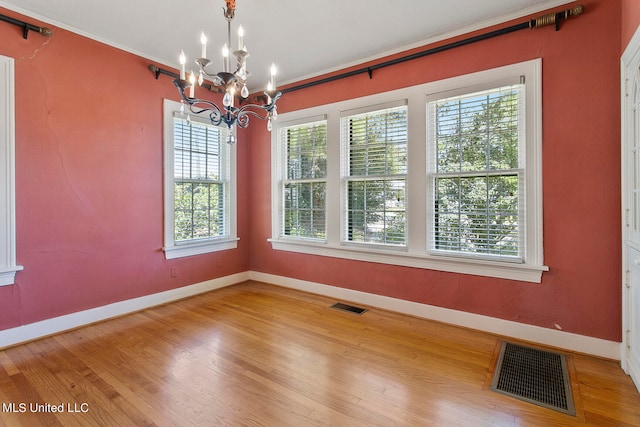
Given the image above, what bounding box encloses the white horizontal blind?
[173,117,230,242]
[427,84,525,260]
[280,120,327,239]
[342,104,408,246]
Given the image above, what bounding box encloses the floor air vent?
[490,342,575,416]
[330,302,367,315]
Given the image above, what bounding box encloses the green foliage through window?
[430,85,523,258]
[281,121,327,239]
[173,118,228,242]
[344,105,408,246]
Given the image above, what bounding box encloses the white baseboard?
[0,272,249,349]
[626,351,640,393]
[0,270,622,361]
[249,271,622,360]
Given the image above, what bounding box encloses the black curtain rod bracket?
[0,13,52,39]
[148,64,224,95]
[149,64,176,80]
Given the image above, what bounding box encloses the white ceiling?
[0,0,573,91]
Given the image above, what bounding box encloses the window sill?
[269,238,547,283]
[164,238,239,259]
[0,265,24,287]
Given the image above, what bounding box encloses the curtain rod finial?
[570,5,585,17]
[530,4,585,30]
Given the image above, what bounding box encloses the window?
[163,99,237,259]
[428,85,524,261]
[342,103,408,246]
[0,55,22,286]
[280,119,327,240]
[271,59,546,282]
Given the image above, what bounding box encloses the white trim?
[627,344,640,394]
[249,271,620,360]
[274,116,329,241]
[0,272,249,350]
[269,239,547,283]
[0,55,23,286]
[0,270,619,359]
[621,24,640,393]
[164,237,240,260]
[425,77,535,263]
[162,99,238,258]
[621,53,631,381]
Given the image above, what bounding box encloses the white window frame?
[163,99,238,259]
[341,101,409,248]
[426,83,526,261]
[0,55,23,286]
[270,59,547,283]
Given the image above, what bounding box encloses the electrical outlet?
[170,267,177,278]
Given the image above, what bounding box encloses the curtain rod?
[281,5,584,93]
[149,4,584,96]
[0,13,52,39]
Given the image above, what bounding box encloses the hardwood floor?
[0,280,638,426]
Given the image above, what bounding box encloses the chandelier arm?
[235,104,271,118]
[235,112,250,128]
[184,97,222,116]
[235,91,281,111]
[238,108,265,119]
[170,0,281,135]
[230,106,270,128]
[235,102,278,129]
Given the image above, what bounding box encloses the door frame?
[621,25,640,392]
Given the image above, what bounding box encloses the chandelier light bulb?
[241,84,249,99]
[200,32,207,58]
[179,50,186,80]
[188,71,196,98]
[270,63,277,90]
[222,43,229,72]
[237,26,244,51]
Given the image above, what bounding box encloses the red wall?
[248,0,624,342]
[0,8,250,330]
[622,0,640,50]
[0,1,625,344]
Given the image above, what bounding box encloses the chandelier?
[174,0,281,143]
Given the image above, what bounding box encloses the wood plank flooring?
[0,281,638,426]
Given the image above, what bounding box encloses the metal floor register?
[490,341,575,415]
